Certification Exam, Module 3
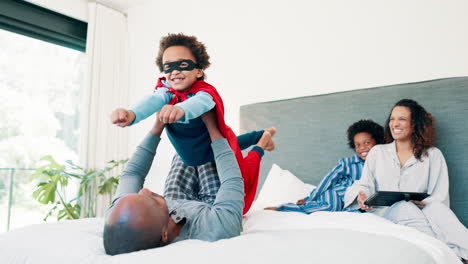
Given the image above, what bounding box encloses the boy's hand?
[159,105,184,123]
[111,108,135,127]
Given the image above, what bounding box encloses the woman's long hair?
[384,99,436,160]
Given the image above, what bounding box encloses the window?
[0,0,87,232]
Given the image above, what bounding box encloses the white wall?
[124,0,468,191]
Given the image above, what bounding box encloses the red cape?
[155,77,260,214]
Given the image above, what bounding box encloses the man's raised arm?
[111,119,165,206]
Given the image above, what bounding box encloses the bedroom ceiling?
[95,0,150,13]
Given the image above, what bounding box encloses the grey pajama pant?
[164,154,221,205]
[383,201,468,260]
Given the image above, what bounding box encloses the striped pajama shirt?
[277,155,364,214]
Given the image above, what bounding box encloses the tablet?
[364,191,429,207]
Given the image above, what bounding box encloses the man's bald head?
[103,191,169,255]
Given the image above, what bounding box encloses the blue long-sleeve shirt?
[129,87,215,124]
[129,83,263,166]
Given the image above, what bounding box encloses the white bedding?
[0,207,460,264]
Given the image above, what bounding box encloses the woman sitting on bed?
[264,119,384,213]
[344,99,468,263]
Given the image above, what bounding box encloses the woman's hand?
[264,206,278,211]
[357,191,372,211]
[410,200,426,209]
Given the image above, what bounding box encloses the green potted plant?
[30,155,128,221]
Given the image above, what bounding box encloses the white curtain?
[79,2,129,217]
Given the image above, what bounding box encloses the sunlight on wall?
[123,0,468,191]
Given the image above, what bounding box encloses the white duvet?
[0,207,460,264]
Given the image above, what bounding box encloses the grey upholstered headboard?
[240,77,468,227]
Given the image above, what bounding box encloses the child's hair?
[347,119,384,149]
[155,33,211,80]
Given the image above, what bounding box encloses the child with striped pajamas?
[264,120,383,214]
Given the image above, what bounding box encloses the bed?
[1,77,467,264]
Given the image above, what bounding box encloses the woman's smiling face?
[389,106,413,142]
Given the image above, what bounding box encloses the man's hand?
[111,108,135,127]
[296,199,306,205]
[357,191,372,211]
[410,200,426,209]
[159,105,185,123]
[201,110,222,142]
[149,113,165,137]
[264,206,278,211]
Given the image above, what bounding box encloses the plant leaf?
[98,177,119,195]
[32,181,57,204]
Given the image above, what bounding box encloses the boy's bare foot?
[264,206,278,211]
[256,127,276,151]
[201,110,222,142]
[149,114,165,137]
[265,127,276,137]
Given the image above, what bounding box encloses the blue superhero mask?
[162,59,201,74]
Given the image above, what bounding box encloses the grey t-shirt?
[108,133,244,242]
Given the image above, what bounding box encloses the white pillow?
[253,164,315,209]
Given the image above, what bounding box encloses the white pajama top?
[344,141,450,209]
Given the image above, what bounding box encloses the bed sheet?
[0,207,460,264]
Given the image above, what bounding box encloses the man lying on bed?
[103,110,274,255]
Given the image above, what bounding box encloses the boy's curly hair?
[347,120,384,149]
[155,33,210,80]
[384,99,436,160]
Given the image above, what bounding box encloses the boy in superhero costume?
[111,33,275,213]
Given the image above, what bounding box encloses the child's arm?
[111,108,136,127]
[238,128,276,151]
[171,91,215,123]
[111,88,171,127]
[237,130,264,150]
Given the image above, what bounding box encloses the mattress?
[0,206,460,264]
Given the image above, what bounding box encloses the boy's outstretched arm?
[173,91,215,123]
[111,88,172,127]
[111,108,136,127]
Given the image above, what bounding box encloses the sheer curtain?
[80,2,129,217]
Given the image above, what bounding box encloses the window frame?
[0,0,87,52]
